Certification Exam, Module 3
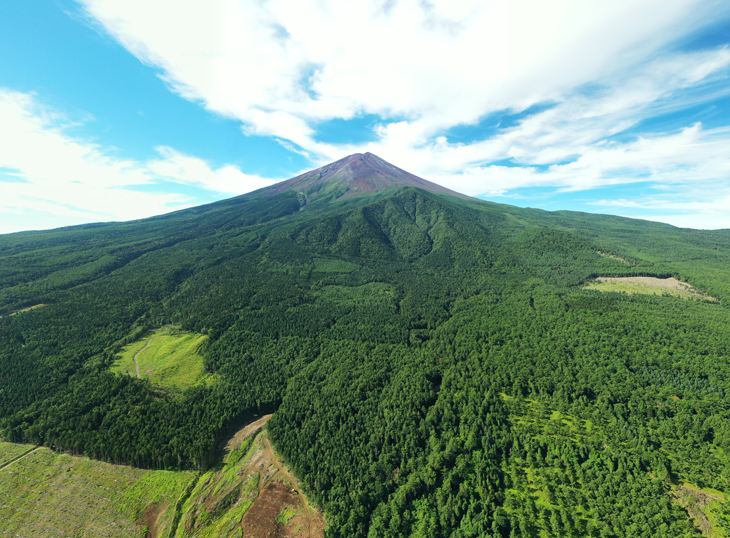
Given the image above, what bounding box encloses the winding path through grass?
[132,337,155,379]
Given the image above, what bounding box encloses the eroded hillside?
[0,419,323,538]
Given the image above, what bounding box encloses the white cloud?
[0,89,276,234]
[71,0,730,228]
[590,191,730,230]
[339,48,730,217]
[147,146,276,193]
[411,122,730,204]
[78,0,727,140]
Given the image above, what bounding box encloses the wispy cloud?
[364,47,730,187]
[77,0,729,141]
[588,184,730,229]
[0,89,276,233]
[73,0,730,227]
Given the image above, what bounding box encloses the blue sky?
[1,0,730,233]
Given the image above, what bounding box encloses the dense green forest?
[2,159,730,536]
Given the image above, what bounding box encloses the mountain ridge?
[261,152,469,203]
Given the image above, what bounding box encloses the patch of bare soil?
[240,477,300,537]
[671,485,722,535]
[226,417,323,538]
[178,416,323,538]
[138,502,166,538]
[226,415,273,454]
[597,276,715,298]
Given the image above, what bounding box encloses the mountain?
[262,152,469,202]
[2,155,730,537]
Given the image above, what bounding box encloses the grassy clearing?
[597,251,632,264]
[175,434,261,538]
[583,276,718,301]
[0,441,34,467]
[0,442,194,537]
[9,304,47,316]
[317,282,394,306]
[313,257,360,273]
[671,482,729,537]
[111,326,212,389]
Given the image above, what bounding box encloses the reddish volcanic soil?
[230,417,325,538]
[266,152,469,201]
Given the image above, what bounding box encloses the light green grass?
[671,482,728,537]
[275,505,298,524]
[0,441,35,467]
[0,428,317,538]
[0,443,195,537]
[313,257,360,273]
[583,279,712,301]
[112,326,213,389]
[175,434,262,538]
[317,282,394,306]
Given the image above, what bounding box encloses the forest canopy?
[2,183,730,537]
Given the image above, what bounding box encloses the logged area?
[0,441,34,468]
[177,416,323,538]
[0,418,323,537]
[0,442,194,537]
[584,276,719,301]
[112,326,212,389]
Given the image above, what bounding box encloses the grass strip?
[166,473,201,538]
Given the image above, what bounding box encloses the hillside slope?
[2,154,730,537]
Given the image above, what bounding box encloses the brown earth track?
[225,415,273,454]
[227,417,323,538]
[138,502,164,538]
[0,447,41,472]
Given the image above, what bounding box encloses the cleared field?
[313,257,360,273]
[584,276,718,301]
[671,483,728,538]
[112,326,212,389]
[176,417,324,538]
[0,442,35,468]
[0,442,195,538]
[0,418,323,538]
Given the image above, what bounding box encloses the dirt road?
[225,414,273,454]
[230,416,324,538]
[0,447,41,472]
[133,337,155,379]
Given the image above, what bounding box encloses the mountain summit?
[263,152,468,202]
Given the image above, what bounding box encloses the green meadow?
[0,442,194,537]
[583,276,718,301]
[0,441,34,467]
[112,326,212,389]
